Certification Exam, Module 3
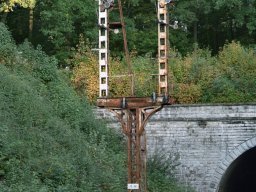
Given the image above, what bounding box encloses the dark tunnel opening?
[219,146,256,192]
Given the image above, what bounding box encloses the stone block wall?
[95,104,256,192]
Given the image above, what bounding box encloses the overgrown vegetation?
[72,39,256,104]
[0,23,188,191]
[170,43,256,103]
[71,37,159,102]
[147,153,191,192]
[0,22,128,191]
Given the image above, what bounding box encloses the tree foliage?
[71,36,99,103]
[0,0,36,12]
[0,23,128,191]
[71,40,159,102]
[71,35,256,104]
[36,0,97,62]
[170,42,256,103]
[203,41,256,103]
[3,0,256,60]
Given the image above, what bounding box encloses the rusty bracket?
[98,96,173,191]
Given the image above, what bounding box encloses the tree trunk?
[28,8,34,41]
[230,19,234,40]
[193,21,198,49]
[1,12,8,23]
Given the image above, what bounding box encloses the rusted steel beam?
[97,96,174,108]
[117,0,134,96]
[127,112,133,192]
[135,108,142,190]
[108,105,166,192]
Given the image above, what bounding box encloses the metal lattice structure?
[98,0,133,97]
[158,0,169,96]
[98,0,109,97]
[97,0,173,191]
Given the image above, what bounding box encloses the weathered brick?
[95,104,256,192]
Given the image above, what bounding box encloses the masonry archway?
[213,137,256,192]
[218,146,256,191]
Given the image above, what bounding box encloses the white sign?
[127,183,139,189]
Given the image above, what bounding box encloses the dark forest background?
[2,0,256,62]
[2,0,256,103]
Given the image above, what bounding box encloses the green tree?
[37,0,97,64]
[1,0,36,41]
[173,0,256,53]
[124,0,192,55]
[215,0,256,41]
[0,0,35,12]
[202,41,256,103]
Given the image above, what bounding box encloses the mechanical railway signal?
[96,0,174,191]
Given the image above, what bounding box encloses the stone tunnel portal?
[218,146,256,192]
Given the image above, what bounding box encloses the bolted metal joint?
[121,97,128,109]
[162,94,169,104]
[151,92,157,103]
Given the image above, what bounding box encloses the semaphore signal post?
[96,1,174,191]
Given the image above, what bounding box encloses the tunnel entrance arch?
[218,146,256,191]
[212,137,256,192]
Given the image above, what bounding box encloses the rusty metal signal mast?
[97,0,174,191]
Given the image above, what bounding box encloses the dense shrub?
[0,22,17,64]
[170,48,216,103]
[70,36,99,103]
[72,40,256,104]
[0,23,127,191]
[72,41,159,102]
[132,54,158,97]
[170,43,256,103]
[71,39,155,102]
[147,154,191,192]
[202,42,256,103]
